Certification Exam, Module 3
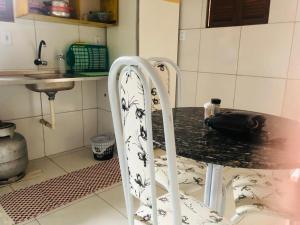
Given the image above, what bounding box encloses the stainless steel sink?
[25,73,75,92]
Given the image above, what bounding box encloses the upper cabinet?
[15,0,118,28]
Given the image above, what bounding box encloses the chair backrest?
[108,56,181,225]
[148,57,182,111]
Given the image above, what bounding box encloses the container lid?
[0,121,16,138]
[0,121,15,129]
[91,134,115,144]
[211,98,221,105]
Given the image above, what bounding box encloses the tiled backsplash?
[0,80,113,160]
[178,0,300,121]
[0,19,112,160]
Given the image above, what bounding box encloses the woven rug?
[0,157,121,224]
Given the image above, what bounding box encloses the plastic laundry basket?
[90,134,115,161]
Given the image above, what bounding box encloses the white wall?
[178,0,300,121]
[139,0,179,62]
[0,18,106,159]
[139,0,180,107]
[98,0,138,136]
[107,0,138,63]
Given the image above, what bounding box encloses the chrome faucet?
[34,40,47,66]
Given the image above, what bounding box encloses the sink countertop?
[0,71,108,86]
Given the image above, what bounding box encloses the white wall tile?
[82,81,97,109]
[282,80,300,121]
[288,23,300,79]
[98,109,114,134]
[269,0,297,23]
[178,71,198,107]
[238,23,294,78]
[83,109,98,146]
[201,0,208,28]
[97,79,110,110]
[79,26,106,44]
[10,117,44,160]
[44,111,83,155]
[178,29,201,71]
[234,76,286,115]
[296,1,300,21]
[180,0,203,29]
[41,82,82,114]
[35,21,79,69]
[0,85,41,120]
[0,19,36,70]
[198,27,240,74]
[196,73,236,108]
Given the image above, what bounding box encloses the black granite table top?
[152,107,300,169]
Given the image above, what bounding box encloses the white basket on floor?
[90,134,115,160]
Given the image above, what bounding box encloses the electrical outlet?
[0,31,12,45]
[179,30,186,41]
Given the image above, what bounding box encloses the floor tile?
[96,184,166,217]
[0,205,14,225]
[49,147,98,172]
[0,185,13,196]
[11,157,66,190]
[37,195,127,225]
[19,220,40,225]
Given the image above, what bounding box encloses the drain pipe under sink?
[40,91,57,129]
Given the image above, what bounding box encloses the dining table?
[152,107,300,215]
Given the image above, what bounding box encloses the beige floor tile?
[154,148,165,158]
[19,219,40,225]
[49,147,98,172]
[96,184,166,217]
[37,195,127,225]
[11,157,66,190]
[0,185,13,196]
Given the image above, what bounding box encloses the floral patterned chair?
[231,172,298,225]
[148,58,207,193]
[108,56,231,225]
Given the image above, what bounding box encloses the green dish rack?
[66,43,109,74]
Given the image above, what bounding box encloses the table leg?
[204,163,224,215]
[204,163,213,206]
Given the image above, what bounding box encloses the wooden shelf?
[15,0,118,28]
[18,13,115,28]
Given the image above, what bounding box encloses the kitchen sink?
[25,73,75,92]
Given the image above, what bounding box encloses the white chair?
[148,58,207,194]
[108,56,231,225]
[230,172,299,225]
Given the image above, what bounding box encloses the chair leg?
[230,213,244,225]
[219,184,227,216]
